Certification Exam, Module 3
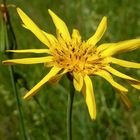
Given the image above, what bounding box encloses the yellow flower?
[3,8,140,120]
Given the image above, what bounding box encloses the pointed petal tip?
[5,50,11,52]
[73,73,83,92]
[48,9,71,41]
[23,94,30,100]
[124,89,128,92]
[16,7,22,14]
[16,7,19,11]
[102,16,107,26]
[2,61,5,64]
[87,16,107,45]
[2,60,12,65]
[103,16,107,20]
[91,114,96,120]
[23,96,27,100]
[48,9,54,16]
[74,87,82,92]
[23,89,36,100]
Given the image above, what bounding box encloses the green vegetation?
[0,0,140,139]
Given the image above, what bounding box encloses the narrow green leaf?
[0,19,6,52]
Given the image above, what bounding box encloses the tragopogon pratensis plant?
[3,8,140,120]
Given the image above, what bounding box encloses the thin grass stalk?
[1,2,28,139]
[5,28,28,140]
[8,66,28,140]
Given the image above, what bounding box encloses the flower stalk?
[67,74,75,140]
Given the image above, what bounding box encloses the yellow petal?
[101,39,140,56]
[87,16,107,46]
[2,56,53,65]
[106,66,137,80]
[6,49,50,54]
[127,80,140,90]
[73,72,83,92]
[119,91,131,109]
[23,23,57,47]
[49,69,68,84]
[108,57,140,68]
[24,66,61,99]
[106,66,140,90]
[72,29,81,42]
[95,70,128,92]
[17,8,50,47]
[48,9,71,41]
[82,75,96,120]
[42,31,58,45]
[97,43,115,52]
[44,62,54,68]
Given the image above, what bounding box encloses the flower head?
[3,8,140,120]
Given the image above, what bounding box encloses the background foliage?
[0,0,140,139]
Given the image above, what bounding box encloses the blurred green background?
[0,0,140,140]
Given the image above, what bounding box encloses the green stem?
[2,2,27,139]
[67,80,75,140]
[9,66,28,140]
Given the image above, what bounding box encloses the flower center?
[50,35,107,75]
